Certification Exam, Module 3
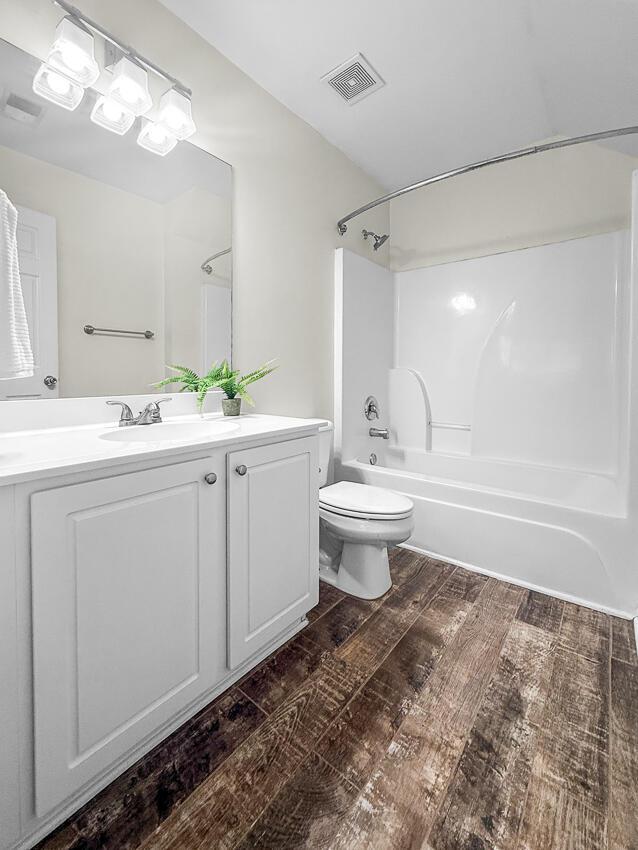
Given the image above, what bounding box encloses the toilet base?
[319,541,392,600]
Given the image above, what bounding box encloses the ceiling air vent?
[1,92,43,125]
[322,53,385,105]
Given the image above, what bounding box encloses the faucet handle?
[107,400,134,425]
[144,397,171,422]
[364,395,380,421]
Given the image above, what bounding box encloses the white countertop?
[0,413,324,486]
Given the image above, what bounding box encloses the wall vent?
[1,92,43,125]
[322,53,385,105]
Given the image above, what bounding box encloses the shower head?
[362,229,389,251]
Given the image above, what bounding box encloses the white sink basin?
[99,420,239,443]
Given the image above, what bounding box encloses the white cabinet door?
[228,436,319,667]
[31,457,225,816]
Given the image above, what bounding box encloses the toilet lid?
[320,481,413,519]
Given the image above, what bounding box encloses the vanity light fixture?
[137,119,178,156]
[108,55,152,116]
[90,94,135,135]
[32,62,84,110]
[38,0,196,155]
[47,15,99,87]
[157,88,196,140]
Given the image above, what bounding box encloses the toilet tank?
[317,421,334,488]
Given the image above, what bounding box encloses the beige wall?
[0,144,232,397]
[390,142,638,271]
[0,0,389,417]
[0,144,166,397]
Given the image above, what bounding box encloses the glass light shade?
[47,16,99,87]
[157,88,196,140]
[137,119,178,156]
[32,63,84,110]
[90,95,135,135]
[108,56,152,116]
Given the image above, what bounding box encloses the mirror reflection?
[0,38,231,400]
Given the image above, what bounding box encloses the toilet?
[318,422,414,599]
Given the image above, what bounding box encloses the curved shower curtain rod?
[201,247,231,274]
[336,124,638,235]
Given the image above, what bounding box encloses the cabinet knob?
[235,465,247,476]
[204,472,217,485]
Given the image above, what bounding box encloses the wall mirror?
[0,37,232,400]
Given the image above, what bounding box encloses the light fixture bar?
[51,0,192,97]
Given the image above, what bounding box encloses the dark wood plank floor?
[38,550,638,850]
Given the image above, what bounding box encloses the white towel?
[0,190,33,379]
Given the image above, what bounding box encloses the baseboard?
[398,542,632,620]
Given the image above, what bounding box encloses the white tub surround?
[334,173,638,619]
[0,408,322,850]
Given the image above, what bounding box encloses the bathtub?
[339,447,634,617]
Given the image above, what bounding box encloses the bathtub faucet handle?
[364,396,380,420]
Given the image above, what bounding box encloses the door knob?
[43,375,58,388]
[235,465,247,476]
[204,472,217,485]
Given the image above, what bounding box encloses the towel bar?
[429,421,471,431]
[84,324,154,339]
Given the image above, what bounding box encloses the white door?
[227,436,319,667]
[30,457,226,816]
[0,205,58,399]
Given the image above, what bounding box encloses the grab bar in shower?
[429,421,471,431]
[84,324,155,339]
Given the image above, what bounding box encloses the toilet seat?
[319,481,413,521]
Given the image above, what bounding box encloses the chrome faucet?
[369,427,389,440]
[364,396,380,420]
[107,398,171,427]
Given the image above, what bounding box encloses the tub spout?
[369,427,389,439]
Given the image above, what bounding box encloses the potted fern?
[152,364,224,414]
[153,359,276,416]
[213,359,277,416]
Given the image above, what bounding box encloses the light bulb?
[162,106,184,132]
[108,56,152,116]
[47,16,99,87]
[59,42,87,73]
[47,70,72,95]
[102,98,124,122]
[33,62,84,110]
[157,88,196,140]
[117,77,141,105]
[90,95,135,135]
[137,119,178,156]
[148,124,168,143]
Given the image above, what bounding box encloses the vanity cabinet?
[30,456,227,816]
[227,436,319,666]
[1,422,320,850]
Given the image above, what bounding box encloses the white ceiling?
[160,0,638,190]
